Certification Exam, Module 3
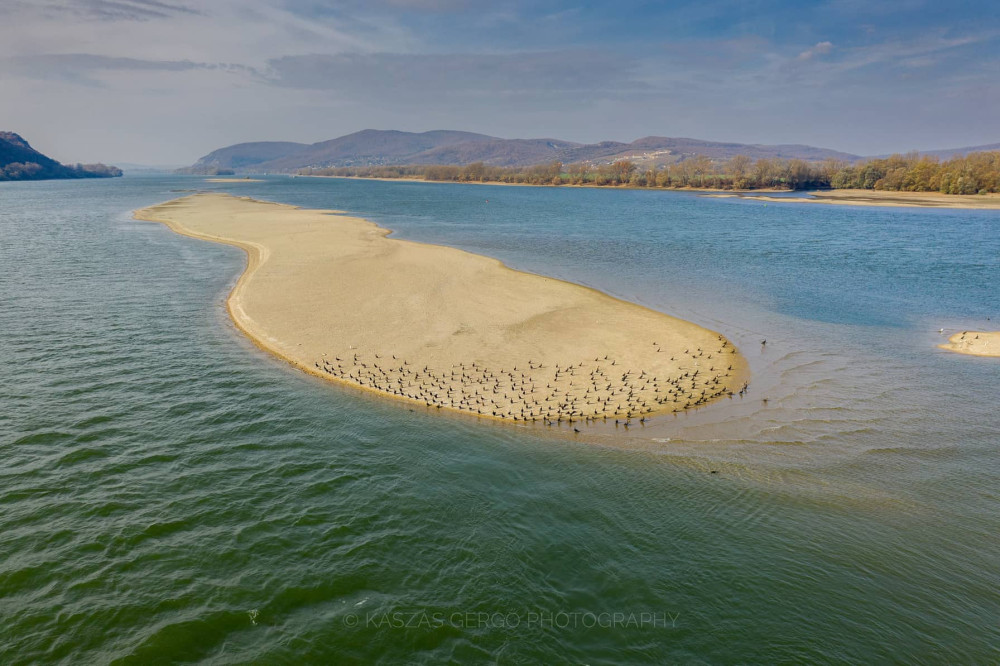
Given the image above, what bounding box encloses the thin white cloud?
[0,53,260,86]
[0,0,406,63]
[0,0,202,21]
[797,41,833,61]
[265,51,646,95]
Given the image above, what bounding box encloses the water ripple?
[1,177,998,663]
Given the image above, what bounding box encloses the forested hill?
[0,132,122,181]
[179,129,862,174]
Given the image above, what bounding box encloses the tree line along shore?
[0,161,121,181]
[297,150,1000,194]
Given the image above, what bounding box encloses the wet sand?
[939,331,1000,357]
[706,189,1000,210]
[135,193,748,424]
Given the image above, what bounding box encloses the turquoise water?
[1,175,998,663]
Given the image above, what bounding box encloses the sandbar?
[939,331,1000,357]
[706,189,1000,210]
[135,193,747,424]
[205,178,264,183]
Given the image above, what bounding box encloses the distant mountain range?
[0,132,121,181]
[179,129,1000,175]
[178,129,864,174]
[897,143,1000,159]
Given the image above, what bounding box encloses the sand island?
[135,193,747,424]
[705,189,1000,210]
[939,331,1000,357]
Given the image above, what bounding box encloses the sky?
[1,0,998,164]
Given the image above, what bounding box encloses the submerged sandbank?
[205,178,264,183]
[705,189,1000,210]
[939,331,1000,357]
[135,193,747,423]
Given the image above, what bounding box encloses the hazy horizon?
[2,0,998,165]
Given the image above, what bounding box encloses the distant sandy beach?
[705,189,1000,210]
[939,331,1000,357]
[135,193,747,424]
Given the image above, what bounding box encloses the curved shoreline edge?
[135,193,749,425]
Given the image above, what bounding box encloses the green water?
[1,176,998,663]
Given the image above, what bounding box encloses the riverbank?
[296,175,1000,208]
[135,193,747,424]
[297,173,793,193]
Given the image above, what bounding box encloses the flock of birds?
[312,337,746,427]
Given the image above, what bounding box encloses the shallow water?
[1,175,998,663]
